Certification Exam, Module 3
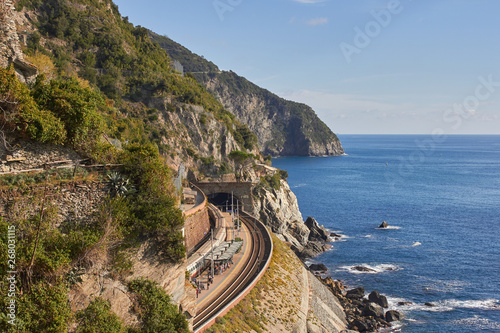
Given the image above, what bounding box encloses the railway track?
[193,212,272,332]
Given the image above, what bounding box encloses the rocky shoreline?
[297,218,405,333]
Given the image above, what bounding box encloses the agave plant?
[107,172,134,197]
[66,266,85,286]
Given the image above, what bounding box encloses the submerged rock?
[353,266,377,273]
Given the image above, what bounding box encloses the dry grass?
[206,233,307,333]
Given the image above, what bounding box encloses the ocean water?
[273,135,500,333]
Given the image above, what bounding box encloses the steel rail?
[193,215,268,332]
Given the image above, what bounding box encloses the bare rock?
[309,263,328,272]
[368,290,389,308]
[305,216,330,242]
[288,220,310,246]
[346,287,365,300]
[379,221,389,228]
[386,310,405,322]
[362,302,384,319]
[350,318,369,332]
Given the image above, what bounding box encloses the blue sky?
[113,0,500,134]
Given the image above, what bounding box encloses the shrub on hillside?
[128,279,189,333]
[76,298,125,333]
[32,75,105,152]
[0,67,66,144]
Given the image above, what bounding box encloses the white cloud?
[306,17,328,26]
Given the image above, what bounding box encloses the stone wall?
[1,138,82,173]
[0,181,107,229]
[184,206,210,253]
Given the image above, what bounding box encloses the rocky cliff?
[150,32,344,157]
[253,174,333,260]
[146,98,260,176]
[0,0,36,82]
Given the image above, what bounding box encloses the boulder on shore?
[346,287,365,300]
[362,302,385,319]
[368,290,389,308]
[309,263,328,272]
[350,318,369,332]
[386,310,405,322]
[298,241,328,259]
[305,217,330,242]
[379,221,389,228]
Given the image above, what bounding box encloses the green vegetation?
[14,0,257,159]
[0,67,109,158]
[228,150,255,163]
[0,144,187,331]
[120,143,186,262]
[76,298,125,333]
[0,67,66,144]
[13,281,73,333]
[32,75,105,152]
[128,279,189,333]
[257,173,282,191]
[279,169,288,180]
[0,0,265,331]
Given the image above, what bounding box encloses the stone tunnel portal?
[207,193,243,214]
[194,181,255,214]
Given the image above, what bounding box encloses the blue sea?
[273,135,500,333]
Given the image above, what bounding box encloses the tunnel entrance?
[207,193,242,213]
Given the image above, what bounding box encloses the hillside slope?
[1,0,346,331]
[150,32,344,157]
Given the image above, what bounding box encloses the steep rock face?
[203,72,344,157]
[148,98,258,175]
[252,178,332,258]
[0,0,37,82]
[149,32,344,157]
[253,179,303,235]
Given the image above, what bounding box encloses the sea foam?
[339,263,401,274]
[387,296,500,313]
[449,315,500,330]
